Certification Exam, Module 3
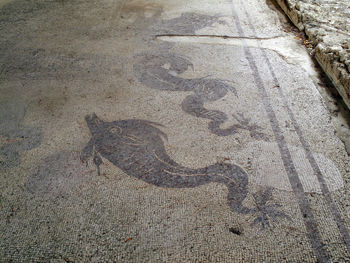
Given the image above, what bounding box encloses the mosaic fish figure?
[81,114,288,227]
[133,52,269,140]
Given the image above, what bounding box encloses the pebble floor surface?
[0,0,350,262]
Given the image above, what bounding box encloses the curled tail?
[157,161,253,215]
[200,162,253,215]
[181,94,242,136]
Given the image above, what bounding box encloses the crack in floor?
[155,34,284,40]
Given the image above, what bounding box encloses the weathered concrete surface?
[0,0,350,262]
[275,0,350,110]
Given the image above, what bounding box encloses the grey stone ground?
[275,0,350,110]
[0,0,350,262]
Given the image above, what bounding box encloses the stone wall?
[276,0,350,109]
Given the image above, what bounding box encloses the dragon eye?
[109,127,122,134]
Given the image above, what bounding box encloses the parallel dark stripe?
[229,2,330,262]
[242,5,350,255]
